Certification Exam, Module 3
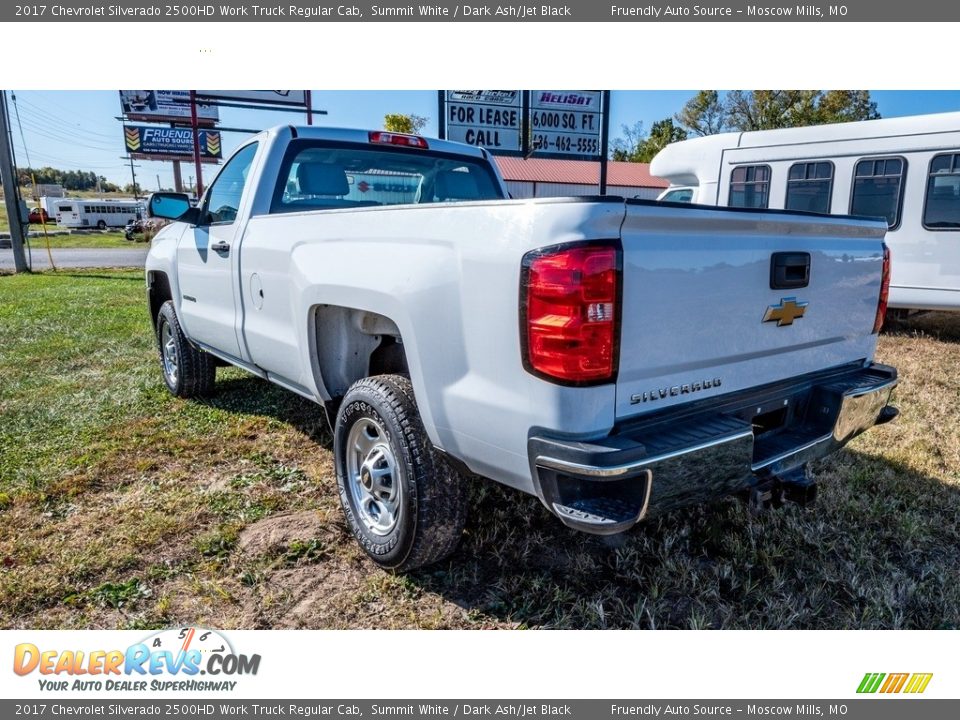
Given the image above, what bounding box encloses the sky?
[8,89,960,190]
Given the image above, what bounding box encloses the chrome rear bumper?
[529,363,898,535]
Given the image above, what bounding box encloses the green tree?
[383,113,428,134]
[724,90,880,132]
[675,90,726,136]
[611,119,687,163]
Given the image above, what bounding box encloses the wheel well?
[147,271,172,329]
[312,305,409,403]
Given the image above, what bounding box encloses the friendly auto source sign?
[443,90,523,153]
[440,90,604,159]
[123,125,222,162]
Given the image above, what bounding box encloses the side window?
[204,142,259,224]
[923,153,960,229]
[662,188,693,203]
[850,157,906,229]
[785,161,834,214]
[729,165,771,209]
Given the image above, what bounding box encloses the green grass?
[25,230,134,249]
[1,270,959,629]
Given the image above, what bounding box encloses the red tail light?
[521,242,621,385]
[873,244,891,334]
[368,131,429,149]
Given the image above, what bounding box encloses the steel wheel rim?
[160,321,179,386]
[346,417,401,536]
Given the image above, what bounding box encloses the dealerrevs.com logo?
[13,628,260,692]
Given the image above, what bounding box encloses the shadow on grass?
[407,448,960,629]
[200,375,332,448]
[884,310,960,344]
[182,373,960,629]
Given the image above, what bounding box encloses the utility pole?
[156,174,161,191]
[0,90,28,272]
[121,155,141,199]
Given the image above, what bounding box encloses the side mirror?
[148,192,202,224]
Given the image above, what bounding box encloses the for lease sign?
[443,90,523,153]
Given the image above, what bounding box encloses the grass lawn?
[25,230,135,249]
[1,269,959,630]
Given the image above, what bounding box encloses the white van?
[650,112,960,312]
[54,199,143,230]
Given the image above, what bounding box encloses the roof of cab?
[267,124,491,160]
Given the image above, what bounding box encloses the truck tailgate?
[615,202,888,422]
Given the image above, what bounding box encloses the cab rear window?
[270,140,504,213]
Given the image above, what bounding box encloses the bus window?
[785,161,833,214]
[923,153,960,229]
[729,165,770,209]
[850,157,906,228]
[661,188,694,203]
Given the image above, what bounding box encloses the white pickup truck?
[145,125,899,571]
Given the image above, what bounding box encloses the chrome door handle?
[210,241,230,253]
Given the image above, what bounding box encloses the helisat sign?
[12,628,261,693]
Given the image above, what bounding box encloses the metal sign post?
[189,91,204,198]
[0,90,28,272]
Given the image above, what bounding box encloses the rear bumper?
[529,362,898,535]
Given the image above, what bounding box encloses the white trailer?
[54,199,143,229]
[650,112,960,312]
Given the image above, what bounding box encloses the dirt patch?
[237,511,326,556]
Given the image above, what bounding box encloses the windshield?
[270,140,504,213]
[662,188,694,203]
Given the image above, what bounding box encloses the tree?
[724,90,880,132]
[383,113,428,134]
[675,90,726,136]
[123,182,142,196]
[674,90,881,135]
[611,118,687,163]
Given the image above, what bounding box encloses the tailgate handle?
[770,252,810,290]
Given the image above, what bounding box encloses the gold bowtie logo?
[763,297,808,326]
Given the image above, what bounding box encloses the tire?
[334,374,468,571]
[156,300,216,398]
[96,220,107,230]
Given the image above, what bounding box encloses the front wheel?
[334,374,468,571]
[96,219,107,230]
[156,300,216,398]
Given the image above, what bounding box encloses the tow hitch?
[745,466,817,512]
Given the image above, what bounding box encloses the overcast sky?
[9,89,960,189]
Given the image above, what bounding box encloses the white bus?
[54,199,143,230]
[650,111,960,312]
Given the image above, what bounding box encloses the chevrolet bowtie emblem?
[763,297,808,326]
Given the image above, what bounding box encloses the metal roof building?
[493,156,668,200]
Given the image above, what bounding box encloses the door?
[176,142,259,359]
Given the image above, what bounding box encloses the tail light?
[521,242,621,385]
[872,244,891,334]
[368,131,428,149]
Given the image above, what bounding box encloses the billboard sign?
[119,91,219,124]
[441,90,523,154]
[195,90,308,107]
[529,91,603,159]
[123,125,222,163]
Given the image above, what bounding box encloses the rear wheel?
[156,300,216,398]
[334,374,468,571]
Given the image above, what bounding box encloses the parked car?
[28,207,50,224]
[145,125,899,571]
